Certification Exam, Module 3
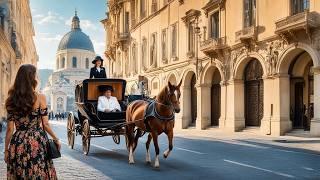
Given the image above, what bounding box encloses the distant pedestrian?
[4,64,60,179]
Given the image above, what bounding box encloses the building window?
[125,12,129,33]
[142,37,147,70]
[85,58,89,69]
[188,23,195,54]
[140,0,146,19]
[152,0,158,13]
[210,11,219,39]
[243,0,256,28]
[72,57,77,68]
[150,33,157,68]
[61,57,65,69]
[162,28,168,63]
[291,0,309,15]
[171,23,177,58]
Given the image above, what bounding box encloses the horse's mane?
[156,85,169,103]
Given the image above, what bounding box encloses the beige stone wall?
[103,0,320,136]
[0,0,37,120]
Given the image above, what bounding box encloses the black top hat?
[98,85,113,92]
[92,56,104,64]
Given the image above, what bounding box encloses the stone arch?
[200,61,225,84]
[276,44,317,132]
[277,43,320,74]
[200,63,223,127]
[233,53,267,80]
[166,72,177,85]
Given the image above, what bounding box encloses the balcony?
[235,26,257,43]
[200,37,228,58]
[275,11,320,40]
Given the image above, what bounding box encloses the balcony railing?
[200,37,228,58]
[235,26,257,42]
[275,10,320,34]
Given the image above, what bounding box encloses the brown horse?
[125,80,182,168]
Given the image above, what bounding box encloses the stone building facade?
[102,0,320,136]
[43,11,95,114]
[0,0,38,121]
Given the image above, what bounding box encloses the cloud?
[92,39,105,55]
[36,11,64,25]
[34,32,63,43]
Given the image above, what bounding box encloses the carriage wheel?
[112,135,120,144]
[82,119,91,155]
[67,113,75,149]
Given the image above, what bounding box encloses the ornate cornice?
[202,0,226,17]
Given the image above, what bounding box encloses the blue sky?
[30,0,106,69]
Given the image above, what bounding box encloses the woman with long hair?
[4,64,60,179]
[90,56,107,79]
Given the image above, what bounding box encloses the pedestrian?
[4,64,60,179]
[55,113,58,121]
[90,56,107,79]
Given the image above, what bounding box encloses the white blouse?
[97,96,121,112]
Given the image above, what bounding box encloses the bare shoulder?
[38,93,47,106]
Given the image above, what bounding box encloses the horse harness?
[143,99,175,132]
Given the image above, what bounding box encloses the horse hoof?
[163,154,168,159]
[154,164,160,168]
[129,160,135,164]
[146,160,151,164]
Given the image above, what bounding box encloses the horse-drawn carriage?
[66,78,144,155]
[67,77,182,168]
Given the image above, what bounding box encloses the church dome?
[58,11,95,52]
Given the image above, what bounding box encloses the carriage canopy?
[75,79,127,103]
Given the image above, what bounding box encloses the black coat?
[90,67,107,79]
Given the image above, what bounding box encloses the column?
[270,75,292,136]
[177,85,192,129]
[219,82,227,129]
[311,67,320,136]
[261,77,273,135]
[225,79,245,132]
[196,83,211,130]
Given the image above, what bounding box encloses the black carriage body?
[75,78,127,130]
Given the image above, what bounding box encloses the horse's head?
[166,80,182,113]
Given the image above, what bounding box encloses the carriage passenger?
[97,85,121,113]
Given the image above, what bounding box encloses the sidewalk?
[174,128,320,154]
[0,154,110,180]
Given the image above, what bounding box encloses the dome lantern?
[72,9,80,30]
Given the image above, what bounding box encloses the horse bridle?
[155,89,178,114]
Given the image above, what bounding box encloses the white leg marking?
[146,149,151,163]
[129,146,135,164]
[154,155,160,168]
[163,149,171,159]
